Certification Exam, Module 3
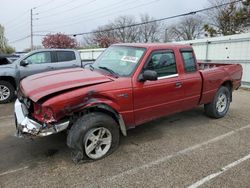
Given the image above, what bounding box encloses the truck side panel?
[199,64,242,105]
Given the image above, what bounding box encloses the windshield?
[92,46,145,76]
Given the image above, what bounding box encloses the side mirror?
[139,70,158,82]
[20,60,28,66]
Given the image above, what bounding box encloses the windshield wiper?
[98,66,119,78]
[89,64,95,71]
[83,63,95,71]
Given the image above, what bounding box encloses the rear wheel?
[67,112,120,163]
[0,81,15,104]
[204,86,231,118]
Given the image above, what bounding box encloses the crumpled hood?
[21,68,113,102]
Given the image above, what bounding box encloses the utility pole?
[30,7,38,51]
[30,8,33,51]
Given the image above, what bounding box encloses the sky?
[0,0,208,51]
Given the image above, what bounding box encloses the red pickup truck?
[15,43,242,163]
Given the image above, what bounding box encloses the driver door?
[133,50,184,125]
[19,51,54,80]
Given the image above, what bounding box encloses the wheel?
[204,86,231,118]
[0,81,15,104]
[67,112,120,163]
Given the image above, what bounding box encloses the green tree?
[0,24,15,54]
[204,0,250,36]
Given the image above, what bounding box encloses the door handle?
[175,82,182,88]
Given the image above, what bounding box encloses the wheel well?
[88,106,119,124]
[72,104,127,136]
[222,80,232,90]
[0,76,16,89]
[222,80,232,101]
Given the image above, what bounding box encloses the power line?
[37,0,79,14]
[69,0,243,36]
[35,0,56,9]
[5,21,30,32]
[35,0,159,29]
[4,11,29,27]
[8,0,244,44]
[8,35,30,44]
[35,0,138,26]
[4,0,55,27]
[37,0,130,23]
[38,0,98,19]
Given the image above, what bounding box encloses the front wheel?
[67,112,120,163]
[204,86,231,118]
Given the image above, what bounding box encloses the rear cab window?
[180,49,197,73]
[144,50,177,79]
[56,51,76,62]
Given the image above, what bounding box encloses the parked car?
[15,43,242,163]
[0,49,87,103]
[0,54,20,65]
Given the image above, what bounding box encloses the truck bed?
[198,62,242,105]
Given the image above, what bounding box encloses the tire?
[204,86,231,119]
[0,81,15,104]
[67,112,120,164]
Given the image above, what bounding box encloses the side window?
[181,51,197,72]
[57,51,76,62]
[25,52,51,64]
[145,51,177,77]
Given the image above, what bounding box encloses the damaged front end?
[15,99,69,138]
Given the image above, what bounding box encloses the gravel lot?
[0,89,250,188]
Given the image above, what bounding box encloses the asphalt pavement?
[0,89,250,188]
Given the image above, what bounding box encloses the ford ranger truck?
[15,44,242,163]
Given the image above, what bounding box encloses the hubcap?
[84,127,112,159]
[0,85,10,101]
[216,93,227,113]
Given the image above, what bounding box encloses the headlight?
[32,103,55,124]
[43,107,55,121]
[33,103,42,115]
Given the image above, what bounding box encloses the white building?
[176,32,250,88]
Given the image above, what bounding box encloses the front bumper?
[15,99,69,137]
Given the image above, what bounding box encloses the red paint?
[20,44,243,128]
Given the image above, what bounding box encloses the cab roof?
[113,43,192,50]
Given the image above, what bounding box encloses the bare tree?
[87,24,119,48]
[84,14,164,47]
[138,14,162,42]
[168,16,203,41]
[111,15,139,43]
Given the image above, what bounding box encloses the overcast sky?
[0,0,208,51]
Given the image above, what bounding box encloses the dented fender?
[83,101,127,136]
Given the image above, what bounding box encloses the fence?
[177,32,250,88]
[78,48,105,61]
